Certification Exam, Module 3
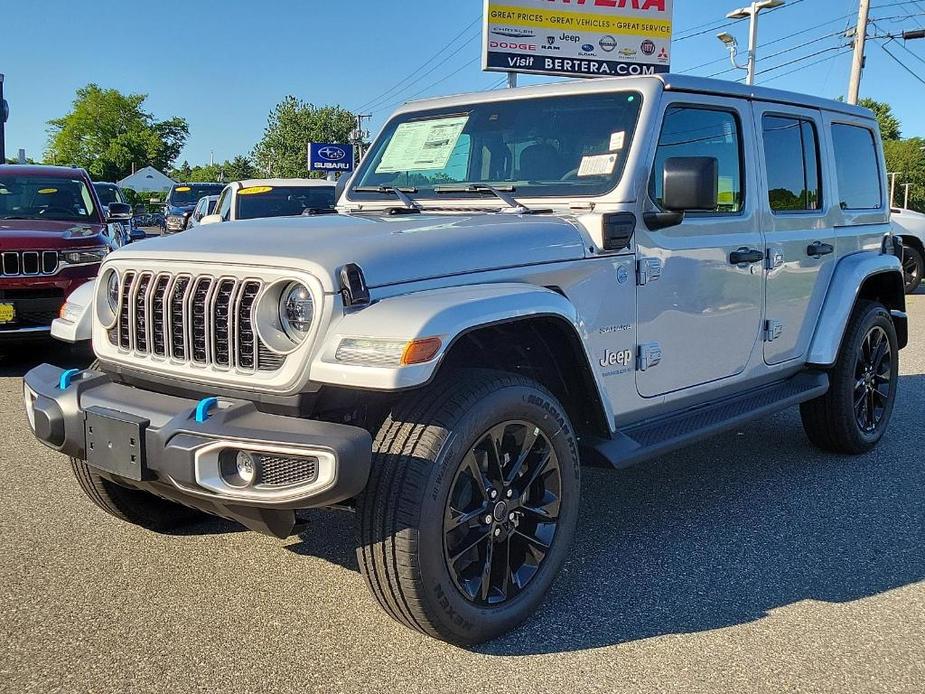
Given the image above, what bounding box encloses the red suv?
[0,165,128,341]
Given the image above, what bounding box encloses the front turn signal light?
[401,337,442,365]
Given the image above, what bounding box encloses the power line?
[755,44,850,76]
[375,57,483,114]
[758,48,853,84]
[880,39,925,85]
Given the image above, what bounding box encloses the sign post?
[308,143,355,181]
[483,0,674,80]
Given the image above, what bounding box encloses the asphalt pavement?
[1,294,923,694]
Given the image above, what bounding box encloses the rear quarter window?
[831,123,882,210]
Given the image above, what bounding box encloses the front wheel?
[902,244,923,294]
[800,301,899,454]
[356,369,580,645]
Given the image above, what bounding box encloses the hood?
[115,212,588,291]
[166,204,195,215]
[0,219,106,250]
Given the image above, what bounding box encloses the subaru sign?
[308,143,355,173]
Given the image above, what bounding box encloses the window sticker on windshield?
[239,186,273,196]
[578,154,618,177]
[37,188,59,194]
[175,186,191,192]
[609,131,626,151]
[376,116,469,173]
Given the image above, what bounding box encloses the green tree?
[858,98,902,141]
[252,96,356,178]
[884,137,925,211]
[224,155,256,181]
[46,84,189,181]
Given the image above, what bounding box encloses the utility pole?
[0,73,7,163]
[507,72,518,89]
[848,0,870,104]
[353,113,372,161]
[724,0,785,86]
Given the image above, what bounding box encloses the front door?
[635,96,765,398]
[753,104,837,365]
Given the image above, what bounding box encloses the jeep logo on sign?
[318,146,346,161]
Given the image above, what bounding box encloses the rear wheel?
[356,369,580,645]
[800,301,899,454]
[902,243,923,293]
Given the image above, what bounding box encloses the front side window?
[235,186,336,220]
[831,123,882,210]
[93,184,125,206]
[352,91,643,200]
[763,115,822,213]
[0,175,97,222]
[650,106,744,214]
[216,188,232,220]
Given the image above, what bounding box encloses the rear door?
[753,104,837,365]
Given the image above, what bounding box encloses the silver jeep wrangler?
[24,75,907,645]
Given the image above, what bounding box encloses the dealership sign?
[483,0,673,79]
[308,143,355,173]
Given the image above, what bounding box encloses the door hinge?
[636,258,663,286]
[765,320,783,342]
[637,342,663,371]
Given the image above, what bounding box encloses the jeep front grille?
[1,251,59,277]
[110,272,280,372]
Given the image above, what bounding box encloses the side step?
[583,371,829,470]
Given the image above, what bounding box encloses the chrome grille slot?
[42,251,59,274]
[170,276,192,360]
[133,273,153,353]
[109,269,280,374]
[0,251,60,277]
[2,253,19,275]
[189,278,213,364]
[150,275,171,357]
[21,252,40,275]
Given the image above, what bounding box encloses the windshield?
[0,174,97,222]
[235,185,336,220]
[352,91,642,201]
[168,183,224,206]
[93,183,124,206]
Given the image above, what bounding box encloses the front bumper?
[23,363,372,537]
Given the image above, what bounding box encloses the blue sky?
[2,0,923,166]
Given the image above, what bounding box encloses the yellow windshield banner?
[238,186,274,196]
[175,186,191,192]
[37,188,59,194]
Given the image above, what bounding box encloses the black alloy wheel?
[902,245,923,293]
[854,325,893,433]
[443,421,562,606]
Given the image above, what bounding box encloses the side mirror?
[645,156,719,231]
[107,202,134,221]
[200,214,222,226]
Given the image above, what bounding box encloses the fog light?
[236,451,256,485]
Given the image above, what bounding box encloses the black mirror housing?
[107,202,134,221]
[662,157,718,212]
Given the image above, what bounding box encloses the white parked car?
[200,179,336,225]
[890,207,925,293]
[25,75,907,645]
[184,195,219,230]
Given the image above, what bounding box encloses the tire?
[800,301,899,454]
[356,369,581,645]
[902,243,923,294]
[69,359,205,532]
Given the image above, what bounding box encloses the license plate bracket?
[85,407,150,481]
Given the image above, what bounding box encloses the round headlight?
[279,282,313,341]
[106,271,120,312]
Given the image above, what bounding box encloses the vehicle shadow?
[0,340,93,378]
[476,373,925,655]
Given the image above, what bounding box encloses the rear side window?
[831,124,882,210]
[762,115,822,212]
[650,106,744,214]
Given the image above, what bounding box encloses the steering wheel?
[38,206,74,216]
[560,168,580,181]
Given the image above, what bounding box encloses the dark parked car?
[163,182,224,234]
[93,182,145,242]
[0,165,129,341]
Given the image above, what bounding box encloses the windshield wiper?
[433,184,531,214]
[353,185,421,213]
[301,207,338,216]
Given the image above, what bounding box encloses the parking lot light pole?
[726,0,785,85]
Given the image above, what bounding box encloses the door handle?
[807,241,834,258]
[729,247,765,265]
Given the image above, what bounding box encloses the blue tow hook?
[58,369,82,390]
[194,397,220,423]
